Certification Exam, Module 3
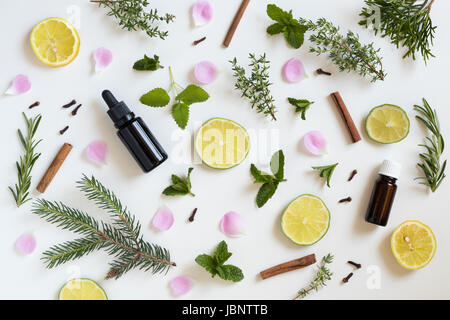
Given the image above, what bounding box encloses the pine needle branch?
[32,176,175,279]
[9,112,42,207]
[414,98,446,192]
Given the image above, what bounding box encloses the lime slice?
[281,194,330,246]
[365,104,410,144]
[58,278,107,300]
[30,17,80,67]
[195,118,250,169]
[391,220,436,270]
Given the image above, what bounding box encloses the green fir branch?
[9,113,42,207]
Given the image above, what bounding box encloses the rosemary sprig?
[92,0,175,40]
[9,112,42,207]
[359,0,436,64]
[230,53,277,121]
[414,98,446,192]
[32,175,175,279]
[299,18,386,82]
[294,253,333,300]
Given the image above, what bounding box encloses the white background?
[1,0,449,300]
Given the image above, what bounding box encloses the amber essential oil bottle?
[365,160,401,227]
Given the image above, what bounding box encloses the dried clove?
[316,68,332,76]
[59,125,69,135]
[347,261,362,269]
[193,36,206,45]
[28,101,40,109]
[62,99,76,109]
[348,169,358,181]
[339,197,352,203]
[71,104,82,116]
[342,272,353,283]
[188,208,198,222]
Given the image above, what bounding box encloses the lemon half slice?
[58,278,107,300]
[365,104,410,144]
[30,17,80,67]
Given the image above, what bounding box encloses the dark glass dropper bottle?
[365,160,401,227]
[101,90,168,173]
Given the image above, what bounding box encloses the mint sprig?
[251,150,286,208]
[288,98,314,120]
[133,54,163,71]
[140,67,209,129]
[266,4,307,49]
[312,163,338,188]
[162,167,195,197]
[195,240,244,282]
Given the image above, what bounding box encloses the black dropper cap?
[102,90,134,126]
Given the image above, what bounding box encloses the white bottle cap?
[379,160,401,179]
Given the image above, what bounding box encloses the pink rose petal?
[194,61,217,85]
[15,233,36,255]
[220,211,246,237]
[303,131,327,155]
[152,207,174,231]
[192,1,213,26]
[282,58,307,83]
[93,47,113,73]
[170,276,192,296]
[85,141,107,164]
[5,74,31,95]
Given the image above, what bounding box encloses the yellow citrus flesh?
[30,17,80,67]
[58,278,107,300]
[365,104,410,144]
[195,118,250,169]
[281,195,330,246]
[391,220,436,270]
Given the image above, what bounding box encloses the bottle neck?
[114,113,135,129]
[379,174,397,184]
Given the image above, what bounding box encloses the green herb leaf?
[288,98,314,120]
[133,54,163,71]
[250,164,273,183]
[266,22,284,35]
[195,241,244,282]
[256,181,279,208]
[175,84,209,105]
[284,23,307,49]
[266,4,307,49]
[140,88,170,107]
[162,167,195,197]
[266,4,291,23]
[270,150,285,180]
[312,163,338,188]
[172,102,190,129]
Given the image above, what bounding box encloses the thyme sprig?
[32,175,175,279]
[359,0,436,64]
[92,0,175,39]
[299,18,386,82]
[9,113,42,207]
[230,53,277,121]
[414,98,446,192]
[294,253,333,300]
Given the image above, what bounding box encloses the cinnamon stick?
[223,0,250,47]
[330,92,361,143]
[260,254,316,280]
[36,143,73,193]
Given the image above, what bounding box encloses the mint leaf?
[270,150,285,180]
[140,88,170,107]
[267,23,284,35]
[250,164,273,183]
[288,98,314,120]
[267,4,291,22]
[214,240,232,265]
[312,163,338,188]
[162,167,195,196]
[172,102,190,129]
[256,181,279,208]
[175,85,209,105]
[284,24,307,49]
[195,254,217,277]
[220,265,244,282]
[133,54,163,71]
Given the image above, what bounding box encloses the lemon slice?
[281,194,330,246]
[195,118,250,169]
[365,104,410,144]
[391,220,436,270]
[58,278,107,300]
[30,17,80,67]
